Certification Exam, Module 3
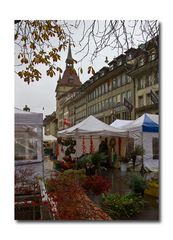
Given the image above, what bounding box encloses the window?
[95,88,98,97]
[127,90,132,101]
[98,86,101,96]
[117,76,121,87]
[68,76,73,83]
[127,75,132,83]
[138,57,145,66]
[138,95,144,107]
[105,99,109,109]
[148,73,154,86]
[117,59,122,66]
[121,74,126,85]
[146,93,152,105]
[100,71,104,77]
[109,65,114,71]
[105,82,108,93]
[101,101,105,110]
[112,78,117,89]
[108,80,112,91]
[102,84,105,94]
[149,51,156,61]
[127,53,133,60]
[109,97,112,107]
[15,128,39,161]
[117,94,121,103]
[152,137,159,159]
[95,104,98,113]
[138,77,145,89]
[98,102,101,112]
[93,105,96,114]
[112,96,116,106]
[88,107,90,115]
[121,92,126,102]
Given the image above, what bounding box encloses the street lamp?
[23,105,30,112]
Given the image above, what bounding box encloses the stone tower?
[55,41,81,130]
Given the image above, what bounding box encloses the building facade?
[43,111,57,137]
[54,36,159,131]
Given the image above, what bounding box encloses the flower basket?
[144,182,159,197]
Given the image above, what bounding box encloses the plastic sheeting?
[15,108,43,178]
[15,108,43,127]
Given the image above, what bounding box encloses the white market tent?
[43,134,57,141]
[111,113,159,171]
[110,119,134,128]
[15,108,43,179]
[58,115,127,137]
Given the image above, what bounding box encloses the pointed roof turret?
[66,39,74,68]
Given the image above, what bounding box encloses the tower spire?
[66,39,73,68]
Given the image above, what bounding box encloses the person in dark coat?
[99,138,109,167]
[99,139,108,155]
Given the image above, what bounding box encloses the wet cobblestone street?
[90,168,160,221]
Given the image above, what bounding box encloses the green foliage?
[130,145,145,159]
[80,152,107,167]
[128,173,148,194]
[91,152,107,166]
[101,192,145,219]
[15,20,67,84]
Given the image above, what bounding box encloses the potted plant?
[129,145,145,170]
[128,173,148,196]
[120,155,129,172]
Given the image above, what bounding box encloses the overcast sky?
[15,20,155,117]
[15,21,118,117]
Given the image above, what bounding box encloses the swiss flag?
[64,118,71,126]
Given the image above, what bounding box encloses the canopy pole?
[140,130,145,176]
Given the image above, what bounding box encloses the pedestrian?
[99,137,109,168]
[99,138,108,155]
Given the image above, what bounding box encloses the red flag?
[82,136,86,154]
[64,118,71,126]
[90,136,95,154]
[56,143,59,160]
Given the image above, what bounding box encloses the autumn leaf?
[80,67,83,74]
[57,67,63,73]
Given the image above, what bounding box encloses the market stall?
[57,115,128,164]
[110,113,159,171]
[15,108,44,179]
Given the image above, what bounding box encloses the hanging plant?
[57,137,62,144]
[71,148,76,154]
[109,138,116,147]
[65,149,71,156]
[71,140,76,146]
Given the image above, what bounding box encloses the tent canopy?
[15,108,43,126]
[110,119,134,128]
[43,134,57,141]
[126,113,159,133]
[110,113,159,133]
[58,115,127,137]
